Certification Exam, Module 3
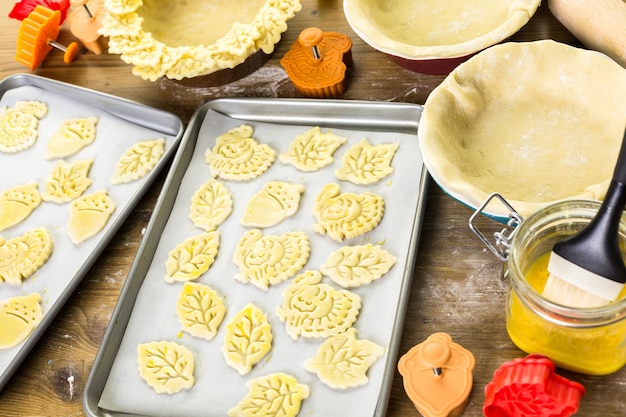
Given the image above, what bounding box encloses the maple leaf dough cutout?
[0,227,53,284]
[0,100,48,153]
[335,138,399,184]
[176,282,226,340]
[0,182,42,232]
[204,125,276,180]
[42,158,94,203]
[112,138,165,184]
[222,303,272,375]
[165,232,220,284]
[137,340,195,394]
[312,183,385,242]
[189,179,233,232]
[233,229,310,291]
[46,116,98,159]
[304,327,385,389]
[241,181,304,228]
[67,189,116,244]
[276,270,361,339]
[279,126,347,171]
[228,372,310,417]
[0,293,44,350]
[320,243,397,288]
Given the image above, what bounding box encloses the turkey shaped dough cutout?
[0,100,48,153]
[0,227,53,284]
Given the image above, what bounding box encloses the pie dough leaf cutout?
[222,303,272,375]
[320,244,397,288]
[276,270,361,339]
[241,181,304,228]
[0,101,48,153]
[312,183,385,242]
[279,126,347,172]
[228,372,310,417]
[204,125,276,181]
[233,229,310,291]
[67,189,116,244]
[0,293,44,350]
[46,116,98,159]
[165,232,220,284]
[112,138,166,184]
[303,327,385,389]
[42,159,94,203]
[176,282,226,340]
[335,138,399,184]
[0,227,53,285]
[137,340,195,394]
[189,179,233,232]
[0,182,42,232]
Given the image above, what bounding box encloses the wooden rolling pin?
[548,0,626,67]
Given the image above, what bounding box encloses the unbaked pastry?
[344,0,540,59]
[46,116,98,159]
[67,189,116,244]
[42,159,94,203]
[101,0,302,81]
[0,100,48,153]
[0,293,44,350]
[189,178,233,232]
[418,40,626,218]
[279,126,347,171]
[0,182,42,231]
[335,138,399,184]
[0,227,53,284]
[176,281,226,340]
[241,181,304,228]
[228,373,309,417]
[165,232,220,284]
[320,244,397,288]
[137,340,195,394]
[111,138,165,184]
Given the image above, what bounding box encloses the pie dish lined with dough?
[418,40,626,219]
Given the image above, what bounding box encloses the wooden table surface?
[1,1,625,416]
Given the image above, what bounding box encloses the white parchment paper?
[97,107,425,417]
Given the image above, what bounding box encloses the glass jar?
[472,197,626,375]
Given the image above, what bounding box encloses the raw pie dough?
[165,232,220,283]
[67,189,116,244]
[241,181,304,228]
[418,40,626,218]
[101,0,302,80]
[137,340,195,394]
[0,182,42,232]
[189,179,233,232]
[335,138,399,184]
[42,159,94,203]
[0,227,53,284]
[46,116,98,159]
[228,373,309,417]
[320,244,397,288]
[0,293,44,350]
[0,100,48,153]
[111,138,165,184]
[344,0,540,58]
[279,126,347,171]
[176,281,226,340]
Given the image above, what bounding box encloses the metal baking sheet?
[0,74,184,393]
[84,98,428,417]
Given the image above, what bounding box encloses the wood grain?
[0,1,625,416]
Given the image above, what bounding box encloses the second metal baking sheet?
[85,98,428,417]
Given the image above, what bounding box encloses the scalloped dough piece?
[204,125,275,181]
[42,159,94,203]
[0,182,42,231]
[0,227,53,284]
[222,303,272,375]
[276,270,361,339]
[0,293,44,350]
[335,138,399,184]
[112,138,165,184]
[312,183,384,242]
[137,340,195,394]
[279,126,347,171]
[0,101,48,153]
[241,181,304,228]
[176,282,226,340]
[228,373,309,417]
[189,179,233,232]
[165,232,220,283]
[46,116,98,159]
[67,189,116,244]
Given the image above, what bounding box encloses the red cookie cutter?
[484,354,585,417]
[281,27,352,98]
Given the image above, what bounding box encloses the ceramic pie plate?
[343,0,541,74]
[418,40,626,221]
[83,98,429,417]
[0,74,183,393]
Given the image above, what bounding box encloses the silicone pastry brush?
[542,128,626,308]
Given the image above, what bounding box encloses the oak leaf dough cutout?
[228,372,310,417]
[304,327,384,389]
[221,303,272,375]
[312,183,385,242]
[112,138,165,184]
[233,229,310,291]
[204,125,276,180]
[276,270,361,339]
[0,100,48,153]
[0,293,44,350]
[335,138,399,184]
[137,340,195,394]
[0,182,42,232]
[0,227,53,284]
[42,158,94,203]
[46,116,98,159]
[279,126,347,171]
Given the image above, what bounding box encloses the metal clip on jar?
[469,193,626,376]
